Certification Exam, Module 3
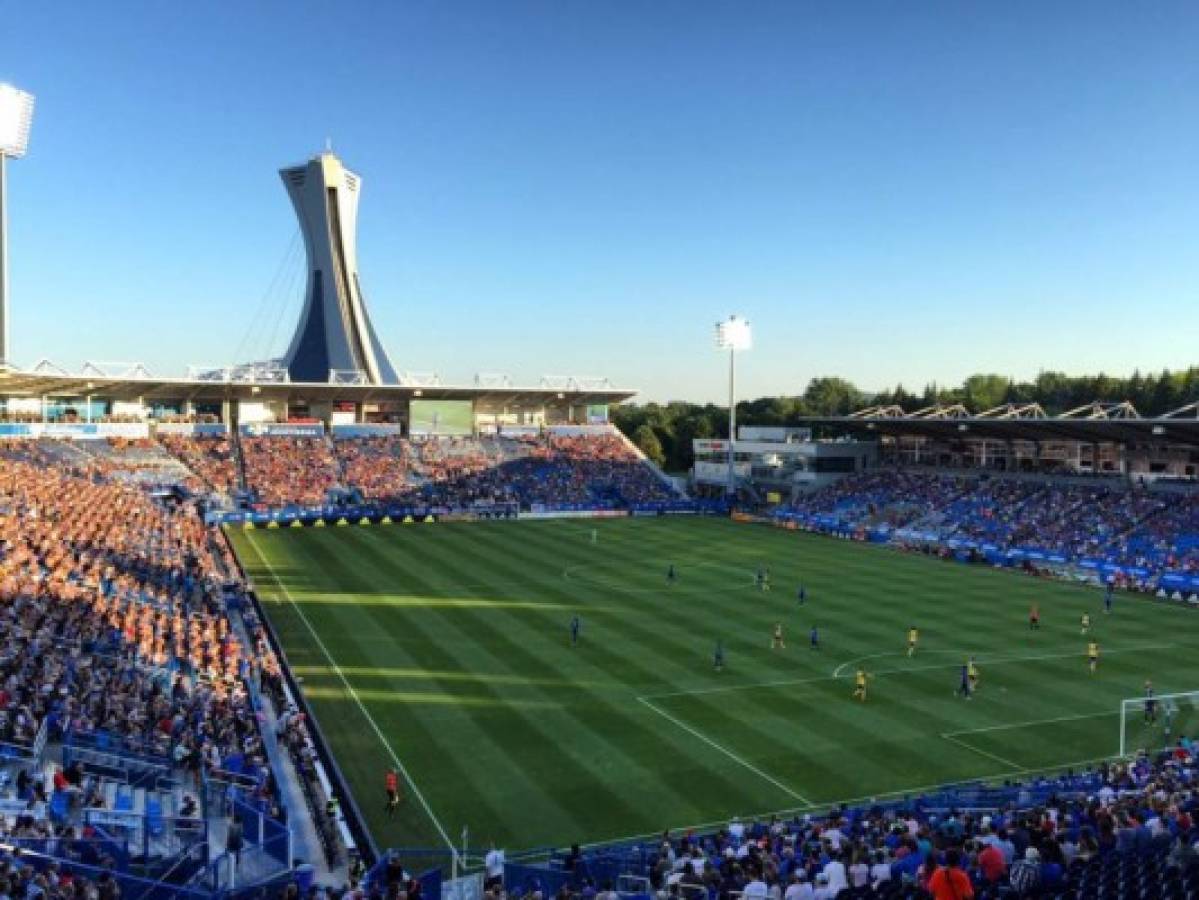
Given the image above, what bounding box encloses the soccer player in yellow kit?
[1088,640,1100,673]
[907,626,919,657]
[853,669,870,702]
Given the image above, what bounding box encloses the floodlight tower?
[0,84,34,369]
[714,315,752,497]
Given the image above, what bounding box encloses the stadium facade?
[693,403,1199,501]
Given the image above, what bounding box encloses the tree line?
[613,367,1199,472]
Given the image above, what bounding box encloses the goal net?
[1119,690,1199,757]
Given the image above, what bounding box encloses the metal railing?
[0,717,47,762]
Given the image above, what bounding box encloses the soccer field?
[228,517,1199,855]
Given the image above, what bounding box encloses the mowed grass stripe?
[232,519,1199,852]
[241,531,471,849]
[462,523,787,685]
[348,528,736,830]
[352,528,790,829]
[414,525,1148,814]
[245,530,491,849]
[482,520,899,685]
[298,529,630,845]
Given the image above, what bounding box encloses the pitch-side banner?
[0,422,150,439]
[155,423,228,436]
[239,423,325,438]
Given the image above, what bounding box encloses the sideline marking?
[636,696,812,805]
[244,530,457,854]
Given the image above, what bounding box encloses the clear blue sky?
[2,1,1197,402]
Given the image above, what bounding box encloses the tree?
[612,365,1199,457]
[801,377,863,416]
[962,374,1011,412]
[632,424,666,466]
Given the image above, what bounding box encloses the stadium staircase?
[906,479,1050,541]
[85,438,196,486]
[33,436,95,467]
[230,428,250,493]
[613,425,688,498]
[223,590,349,885]
[327,432,350,485]
[736,474,764,505]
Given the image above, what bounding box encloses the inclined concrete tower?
[279,152,399,384]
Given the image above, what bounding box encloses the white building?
[692,427,877,501]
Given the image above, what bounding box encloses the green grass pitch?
[228,517,1199,855]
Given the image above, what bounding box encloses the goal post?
[1119,690,1199,758]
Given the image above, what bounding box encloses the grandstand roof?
[0,366,636,411]
[800,401,1199,446]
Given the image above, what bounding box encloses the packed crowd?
[999,486,1169,560]
[932,480,1043,544]
[333,436,413,502]
[536,747,1199,900]
[242,436,344,507]
[784,472,969,530]
[159,434,241,496]
[1110,494,1199,574]
[0,452,265,779]
[247,432,681,510]
[778,470,1199,577]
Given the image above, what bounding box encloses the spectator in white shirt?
[783,871,814,900]
[729,818,746,844]
[821,854,847,896]
[870,850,892,889]
[822,822,845,852]
[811,873,835,900]
[742,874,768,900]
[484,844,506,889]
[848,854,870,889]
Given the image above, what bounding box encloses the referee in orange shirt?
[385,768,401,816]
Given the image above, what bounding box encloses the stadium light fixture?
[0,82,35,369]
[715,315,752,352]
[714,315,752,497]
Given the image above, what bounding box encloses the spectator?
[1008,846,1042,896]
[977,836,1007,884]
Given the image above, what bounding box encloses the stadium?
[3,12,1199,900]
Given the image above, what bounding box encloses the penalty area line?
[244,530,457,855]
[636,696,812,805]
[944,709,1115,737]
